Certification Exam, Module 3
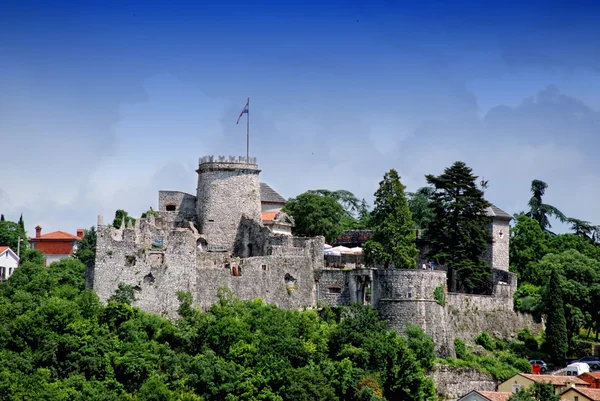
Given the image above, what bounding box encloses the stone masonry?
[90,155,541,355]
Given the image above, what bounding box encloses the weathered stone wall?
[94,219,197,317]
[158,190,197,222]
[196,157,262,251]
[447,292,543,341]
[316,269,351,306]
[372,269,447,304]
[373,269,453,357]
[483,220,510,272]
[430,365,497,400]
[195,253,317,311]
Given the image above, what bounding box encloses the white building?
[0,246,20,280]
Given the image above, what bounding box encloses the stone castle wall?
[158,190,197,221]
[372,269,454,357]
[196,159,262,252]
[447,292,542,341]
[483,220,510,272]
[430,365,497,401]
[94,219,198,317]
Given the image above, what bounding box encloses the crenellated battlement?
[199,155,258,165]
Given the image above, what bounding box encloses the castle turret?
[196,156,262,251]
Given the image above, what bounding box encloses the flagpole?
[246,97,250,161]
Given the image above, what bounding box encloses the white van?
[566,362,590,376]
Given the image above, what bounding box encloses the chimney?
[76,228,84,238]
[35,225,42,238]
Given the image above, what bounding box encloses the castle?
[89,156,540,357]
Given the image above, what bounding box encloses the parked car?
[529,360,548,373]
[566,362,591,376]
[574,356,600,370]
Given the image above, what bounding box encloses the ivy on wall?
[434,284,446,306]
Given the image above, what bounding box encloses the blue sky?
[1,0,600,236]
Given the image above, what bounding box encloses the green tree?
[544,268,568,364]
[425,161,492,292]
[283,192,346,243]
[17,214,25,232]
[306,189,361,215]
[363,169,417,269]
[73,227,97,266]
[0,214,4,221]
[405,325,435,371]
[0,220,27,252]
[509,214,548,285]
[407,187,435,230]
[525,179,566,235]
[566,217,596,240]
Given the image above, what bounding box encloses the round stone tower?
[196,155,262,252]
[372,269,454,357]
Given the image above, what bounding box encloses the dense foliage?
[425,161,492,292]
[284,190,372,243]
[0,219,27,253]
[73,226,97,267]
[363,169,417,269]
[440,337,532,381]
[0,258,437,400]
[407,187,435,230]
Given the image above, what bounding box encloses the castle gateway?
[90,156,540,357]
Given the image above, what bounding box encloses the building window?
[166,204,176,211]
[512,384,520,393]
[574,396,579,401]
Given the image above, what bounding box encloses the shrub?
[475,331,495,351]
[454,338,470,360]
[433,284,446,306]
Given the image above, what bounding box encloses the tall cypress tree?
[0,214,4,221]
[363,169,417,269]
[425,161,492,292]
[545,268,568,364]
[18,213,25,231]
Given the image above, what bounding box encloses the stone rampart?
[94,220,197,317]
[372,269,447,304]
[158,190,197,222]
[195,254,317,311]
[429,365,497,400]
[447,292,543,341]
[373,269,453,357]
[316,269,351,306]
[196,156,262,251]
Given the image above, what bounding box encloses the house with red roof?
[0,246,19,280]
[28,226,84,266]
[580,372,600,389]
[260,183,294,235]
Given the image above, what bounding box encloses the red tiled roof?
[583,373,600,379]
[564,387,600,401]
[0,246,10,254]
[262,211,279,222]
[29,231,82,241]
[477,391,512,401]
[519,373,589,386]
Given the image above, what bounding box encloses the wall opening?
[166,204,177,212]
[328,286,342,294]
[262,264,267,271]
[125,255,136,267]
[248,243,253,257]
[143,272,155,284]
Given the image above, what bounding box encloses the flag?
[237,100,249,124]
